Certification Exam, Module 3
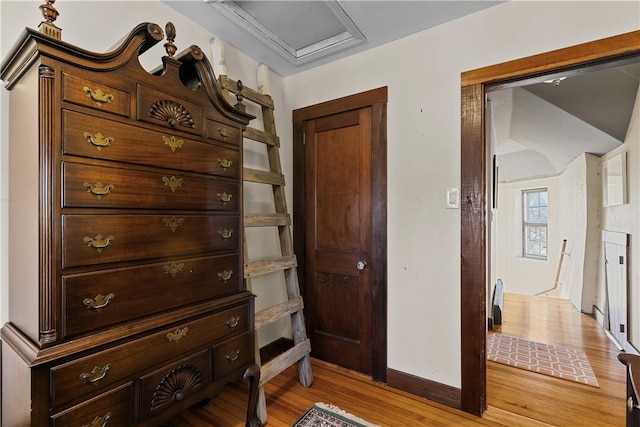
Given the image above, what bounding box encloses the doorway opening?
[485,61,638,424]
[460,30,640,417]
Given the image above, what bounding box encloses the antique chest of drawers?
[1,10,259,426]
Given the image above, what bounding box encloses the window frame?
[522,188,548,260]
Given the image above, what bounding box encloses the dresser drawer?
[63,254,242,338]
[62,110,240,177]
[139,349,210,420]
[63,162,239,211]
[62,73,130,117]
[51,304,250,407]
[62,214,239,268]
[212,332,253,381]
[51,382,133,426]
[206,118,241,145]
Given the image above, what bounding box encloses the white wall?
[2,0,639,391]
[495,176,561,296]
[598,84,640,350]
[283,1,640,388]
[559,153,601,313]
[0,1,290,345]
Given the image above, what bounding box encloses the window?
[522,189,548,259]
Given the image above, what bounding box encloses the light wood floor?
[485,292,626,427]
[166,357,502,426]
[166,292,626,426]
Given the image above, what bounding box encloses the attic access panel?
[205,0,366,65]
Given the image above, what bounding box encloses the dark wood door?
[304,108,372,374]
[293,86,387,381]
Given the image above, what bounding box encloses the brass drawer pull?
[217,127,232,138]
[83,132,113,150]
[163,262,184,278]
[218,229,233,240]
[162,176,183,192]
[82,412,111,427]
[79,364,111,386]
[167,327,188,344]
[83,234,114,253]
[218,158,233,169]
[217,192,232,204]
[83,86,114,107]
[83,293,115,311]
[162,135,184,152]
[217,270,233,282]
[226,316,240,328]
[84,182,114,199]
[225,349,240,363]
[163,217,184,232]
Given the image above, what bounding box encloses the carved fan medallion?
[147,100,196,129]
[150,364,203,411]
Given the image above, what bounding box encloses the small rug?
[487,333,599,387]
[293,402,379,427]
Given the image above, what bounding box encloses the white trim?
[204,0,366,65]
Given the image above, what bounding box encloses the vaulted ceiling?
[489,63,640,182]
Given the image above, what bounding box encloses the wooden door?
[293,87,387,381]
[304,108,372,374]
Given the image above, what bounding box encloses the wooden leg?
[243,364,262,427]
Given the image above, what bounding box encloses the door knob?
[356,261,367,270]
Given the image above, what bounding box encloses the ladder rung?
[255,296,304,329]
[244,167,285,186]
[245,213,290,227]
[259,339,311,386]
[219,75,275,109]
[225,75,311,422]
[244,126,280,147]
[245,255,297,278]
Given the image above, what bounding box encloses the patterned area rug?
[293,403,379,427]
[487,333,599,387]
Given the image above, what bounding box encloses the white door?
[602,230,631,351]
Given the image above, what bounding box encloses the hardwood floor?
[485,292,627,427]
[166,358,501,426]
[165,292,626,426]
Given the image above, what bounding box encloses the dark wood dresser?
[1,7,259,426]
[619,353,640,427]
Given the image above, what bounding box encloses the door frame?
[460,30,640,416]
[293,87,388,382]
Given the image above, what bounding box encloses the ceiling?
[164,0,503,77]
[489,63,640,182]
[164,1,640,183]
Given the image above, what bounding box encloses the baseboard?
[593,305,604,328]
[592,305,640,355]
[628,342,640,356]
[386,368,461,409]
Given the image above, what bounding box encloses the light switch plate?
[446,188,460,209]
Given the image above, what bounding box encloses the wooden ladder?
[218,74,313,423]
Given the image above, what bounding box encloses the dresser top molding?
[1,20,254,124]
